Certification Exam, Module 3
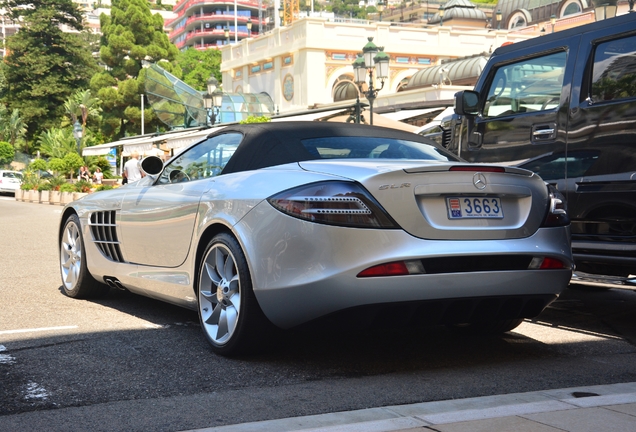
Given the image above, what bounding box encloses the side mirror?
[454,90,480,116]
[140,155,164,176]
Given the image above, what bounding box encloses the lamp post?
[72,120,83,154]
[439,5,444,26]
[550,14,556,33]
[496,9,502,30]
[203,75,224,126]
[278,6,284,26]
[246,18,252,36]
[351,37,389,125]
[377,0,384,21]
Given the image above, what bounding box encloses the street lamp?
[496,9,502,30]
[72,120,83,154]
[203,75,224,125]
[278,6,284,25]
[550,14,556,33]
[351,37,389,125]
[246,18,252,36]
[224,26,229,44]
[593,0,618,20]
[377,0,384,21]
[439,5,444,26]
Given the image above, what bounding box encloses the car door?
[462,38,578,169]
[566,27,636,264]
[118,133,243,267]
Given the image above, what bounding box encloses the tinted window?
[484,51,566,118]
[301,137,458,161]
[590,35,636,103]
[158,133,242,184]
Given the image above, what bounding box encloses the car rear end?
[0,171,22,194]
[238,160,572,330]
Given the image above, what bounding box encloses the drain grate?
[571,392,600,398]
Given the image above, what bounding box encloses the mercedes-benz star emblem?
[473,173,487,190]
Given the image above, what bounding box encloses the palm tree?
[37,128,77,159]
[64,89,102,133]
[0,105,27,148]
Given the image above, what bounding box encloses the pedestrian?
[123,151,143,183]
[93,167,103,185]
[79,166,91,182]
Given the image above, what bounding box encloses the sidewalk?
[185,382,636,432]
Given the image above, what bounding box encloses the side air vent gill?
[89,211,124,262]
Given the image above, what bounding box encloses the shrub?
[37,182,53,192]
[74,180,93,193]
[48,175,67,191]
[59,183,75,193]
[95,184,114,191]
[20,182,35,191]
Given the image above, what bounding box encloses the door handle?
[532,123,557,142]
[533,128,554,137]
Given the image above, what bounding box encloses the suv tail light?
[268,181,398,229]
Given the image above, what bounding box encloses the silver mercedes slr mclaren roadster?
[59,122,573,355]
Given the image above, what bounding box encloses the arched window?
[332,75,359,102]
[562,0,582,16]
[508,12,527,28]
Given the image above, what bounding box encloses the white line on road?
[0,325,78,335]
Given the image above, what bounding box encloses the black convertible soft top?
[209,121,451,175]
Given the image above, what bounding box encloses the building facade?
[219,16,532,115]
[166,0,269,50]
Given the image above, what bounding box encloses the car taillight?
[267,181,398,228]
[528,257,569,270]
[541,184,569,227]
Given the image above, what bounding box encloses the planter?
[39,190,50,204]
[73,192,88,201]
[60,192,74,205]
[49,190,61,205]
[29,190,39,203]
[15,189,23,201]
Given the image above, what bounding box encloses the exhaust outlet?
[103,277,126,291]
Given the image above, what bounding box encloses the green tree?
[175,48,222,91]
[0,141,14,167]
[92,0,179,140]
[0,0,100,147]
[62,152,85,179]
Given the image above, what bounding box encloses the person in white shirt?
[93,167,103,184]
[123,151,143,183]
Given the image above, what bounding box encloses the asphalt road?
[1,197,635,432]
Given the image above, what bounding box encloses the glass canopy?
[145,64,275,129]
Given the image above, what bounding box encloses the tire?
[60,214,109,298]
[448,318,524,335]
[197,233,271,356]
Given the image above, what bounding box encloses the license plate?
[446,197,504,219]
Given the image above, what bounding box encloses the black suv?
[436,13,636,285]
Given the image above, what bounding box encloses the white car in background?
[0,170,23,195]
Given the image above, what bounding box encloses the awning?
[82,135,159,157]
[270,109,349,122]
[325,113,420,133]
[381,107,446,121]
[160,127,222,149]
